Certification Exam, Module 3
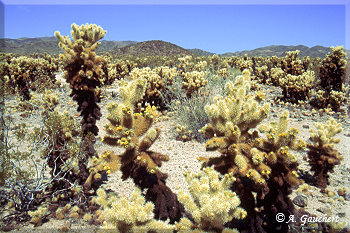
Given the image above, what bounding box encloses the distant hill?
[1,36,348,58]
[0,36,137,55]
[112,40,193,57]
[188,48,215,57]
[222,45,350,58]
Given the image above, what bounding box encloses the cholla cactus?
[99,78,187,223]
[182,70,208,98]
[194,60,208,71]
[280,50,304,76]
[153,66,177,85]
[129,66,176,109]
[177,167,245,232]
[55,23,109,187]
[269,67,284,86]
[199,70,303,232]
[312,46,348,111]
[218,68,228,78]
[96,188,175,233]
[201,69,269,138]
[279,70,315,102]
[55,23,108,136]
[107,59,137,82]
[28,206,49,227]
[175,124,193,142]
[319,46,347,92]
[307,118,343,190]
[178,55,195,76]
[254,65,270,84]
[5,56,58,100]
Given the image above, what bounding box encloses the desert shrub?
[168,92,210,142]
[0,116,33,187]
[163,69,237,142]
[0,99,81,228]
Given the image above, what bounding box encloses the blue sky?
[1,0,349,54]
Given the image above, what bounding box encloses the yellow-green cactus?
[254,65,270,84]
[182,70,208,98]
[175,124,193,142]
[280,50,305,76]
[98,78,186,223]
[128,66,175,109]
[269,67,284,86]
[202,69,270,138]
[28,206,49,227]
[311,46,347,111]
[55,23,108,91]
[319,46,347,92]
[96,187,175,233]
[199,70,303,232]
[177,167,244,232]
[307,118,343,190]
[279,70,315,102]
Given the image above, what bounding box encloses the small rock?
[317,207,332,215]
[293,195,308,207]
[337,212,346,218]
[302,125,310,129]
[344,193,350,201]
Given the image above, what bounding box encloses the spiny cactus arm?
[119,78,147,108]
[55,23,107,90]
[95,187,175,232]
[84,150,121,190]
[203,70,270,137]
[178,167,245,231]
[257,110,306,152]
[309,118,342,147]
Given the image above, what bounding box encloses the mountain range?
[0,36,348,58]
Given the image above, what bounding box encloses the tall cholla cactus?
[311,46,347,111]
[319,46,347,92]
[307,118,343,190]
[199,70,305,233]
[55,23,109,186]
[89,78,188,223]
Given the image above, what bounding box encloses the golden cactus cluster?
[55,23,108,91]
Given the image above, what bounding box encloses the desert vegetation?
[0,23,350,233]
